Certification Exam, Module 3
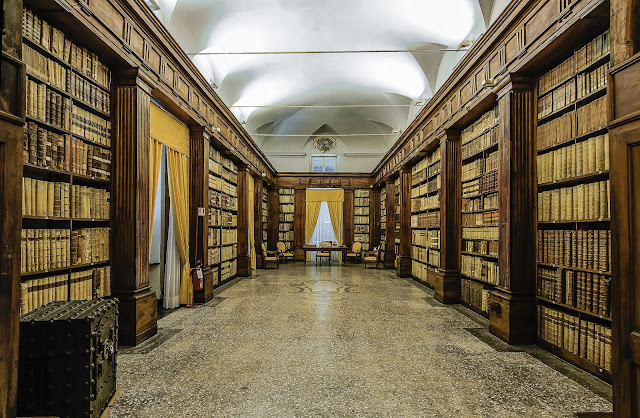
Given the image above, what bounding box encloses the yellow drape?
[306,189,344,202]
[248,175,256,270]
[304,201,322,261]
[327,201,343,261]
[166,148,192,306]
[148,139,163,250]
[150,103,190,155]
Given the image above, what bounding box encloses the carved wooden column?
[384,181,396,268]
[267,187,279,250]
[0,1,25,412]
[254,178,265,268]
[293,188,306,261]
[488,75,537,345]
[370,188,381,249]
[435,130,461,303]
[237,167,252,277]
[343,189,355,249]
[111,70,157,346]
[396,167,412,277]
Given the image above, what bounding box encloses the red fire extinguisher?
[191,261,204,291]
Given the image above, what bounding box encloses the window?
[311,155,338,172]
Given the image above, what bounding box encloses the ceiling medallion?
[314,136,337,153]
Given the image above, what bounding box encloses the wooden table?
[302,245,349,263]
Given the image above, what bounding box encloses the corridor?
[108,265,612,417]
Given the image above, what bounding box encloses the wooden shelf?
[537,86,607,125]
[461,250,498,260]
[26,115,71,136]
[538,219,610,225]
[536,262,611,276]
[460,273,497,287]
[461,141,498,164]
[462,208,499,214]
[536,339,612,383]
[536,126,608,154]
[22,215,71,221]
[537,296,611,322]
[460,300,489,319]
[538,171,609,191]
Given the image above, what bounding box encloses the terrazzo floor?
[108,264,612,417]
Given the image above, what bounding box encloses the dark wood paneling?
[237,168,251,277]
[254,179,264,268]
[276,172,373,189]
[267,188,279,251]
[189,127,208,268]
[384,182,395,268]
[370,189,381,249]
[489,75,537,345]
[111,70,157,346]
[435,131,462,303]
[396,167,412,277]
[343,189,355,248]
[293,189,306,261]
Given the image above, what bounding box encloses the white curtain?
[308,202,338,261]
[164,205,181,309]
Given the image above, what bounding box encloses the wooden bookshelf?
[278,188,294,251]
[353,189,370,251]
[262,187,268,244]
[379,187,387,259]
[410,148,440,288]
[459,105,500,316]
[208,147,238,285]
[535,29,612,378]
[19,7,113,315]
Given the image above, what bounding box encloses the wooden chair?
[316,241,332,265]
[276,241,294,263]
[346,242,363,263]
[363,246,380,268]
[262,243,280,268]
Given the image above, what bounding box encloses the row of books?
[537,111,575,150]
[576,96,608,136]
[354,216,369,225]
[461,106,500,145]
[208,175,238,197]
[412,261,436,285]
[538,78,576,119]
[209,190,238,211]
[461,127,498,160]
[23,123,111,180]
[22,178,70,218]
[19,267,111,315]
[538,306,611,371]
[354,235,369,249]
[355,207,369,216]
[538,30,610,95]
[461,278,490,313]
[537,180,610,222]
[23,44,67,91]
[411,211,440,229]
[462,171,498,197]
[462,226,498,241]
[355,189,370,198]
[69,73,110,114]
[70,227,110,266]
[221,229,238,245]
[576,62,609,99]
[71,105,111,145]
[462,192,498,213]
[355,225,369,233]
[537,134,609,184]
[27,80,71,130]
[280,203,294,214]
[279,194,295,204]
[23,9,111,89]
[354,197,369,207]
[411,246,440,266]
[279,213,294,223]
[463,239,499,256]
[221,212,237,227]
[221,245,237,262]
[278,232,294,245]
[463,151,498,182]
[208,228,220,247]
[462,210,498,227]
[21,229,70,273]
[537,229,611,272]
[411,195,439,212]
[411,177,441,198]
[208,247,221,265]
[221,260,237,281]
[461,254,499,285]
[71,185,110,220]
[412,160,441,186]
[537,267,610,317]
[412,229,440,248]
[412,148,441,172]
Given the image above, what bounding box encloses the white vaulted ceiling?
[148,0,511,172]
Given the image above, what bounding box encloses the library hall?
[0,0,639,417]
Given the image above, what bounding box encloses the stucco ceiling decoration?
[149,0,511,171]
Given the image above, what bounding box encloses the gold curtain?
[166,148,192,306]
[248,175,256,270]
[148,139,163,249]
[150,103,190,155]
[304,201,322,261]
[327,201,343,261]
[306,189,344,202]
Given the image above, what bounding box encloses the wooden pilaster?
[237,167,252,277]
[343,189,355,249]
[370,188,381,249]
[293,188,306,261]
[111,70,158,346]
[0,0,24,412]
[435,130,462,303]
[489,75,537,345]
[396,167,412,277]
[384,182,396,268]
[254,179,265,268]
[267,187,279,250]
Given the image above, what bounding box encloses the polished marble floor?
[108,264,612,417]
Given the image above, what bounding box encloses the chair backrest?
[320,241,331,247]
[352,242,362,252]
[277,241,286,253]
[262,243,268,255]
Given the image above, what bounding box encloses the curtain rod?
[187,48,469,55]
